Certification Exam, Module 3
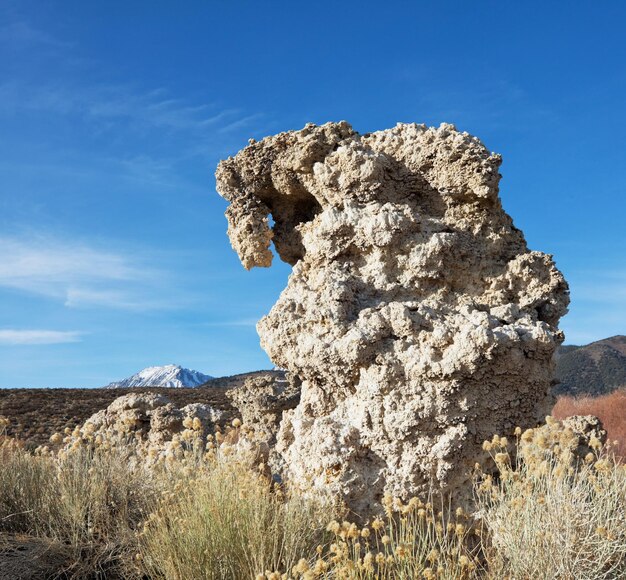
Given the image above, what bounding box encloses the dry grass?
[0,420,331,579]
[554,388,626,459]
[1,416,625,579]
[476,420,626,579]
[0,435,157,577]
[140,461,329,580]
[286,500,482,580]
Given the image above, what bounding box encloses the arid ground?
[0,371,284,447]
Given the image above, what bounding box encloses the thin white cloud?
[64,287,174,312]
[0,20,71,50]
[0,329,82,345]
[0,236,140,291]
[218,114,265,134]
[0,234,169,311]
[0,79,252,136]
[0,16,269,206]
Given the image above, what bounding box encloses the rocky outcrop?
[514,414,608,470]
[226,373,300,473]
[227,374,299,445]
[559,415,607,459]
[63,393,225,462]
[216,122,569,514]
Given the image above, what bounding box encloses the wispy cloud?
[0,234,170,311]
[64,287,174,311]
[390,70,555,134]
[0,14,269,207]
[0,77,267,196]
[0,329,82,345]
[0,79,255,138]
[0,20,71,51]
[217,114,265,134]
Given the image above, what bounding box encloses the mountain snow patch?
[103,364,212,389]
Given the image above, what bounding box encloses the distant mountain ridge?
[104,364,212,389]
[555,335,626,396]
[99,336,625,395]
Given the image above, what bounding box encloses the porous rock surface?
[227,373,300,471]
[216,121,569,514]
[66,393,225,462]
[555,415,607,459]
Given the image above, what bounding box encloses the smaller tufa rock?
[148,402,225,446]
[227,373,300,445]
[227,373,300,475]
[68,393,226,463]
[560,414,607,458]
[518,414,608,466]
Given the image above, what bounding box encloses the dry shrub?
[0,437,157,577]
[476,419,626,579]
[1,417,330,579]
[2,415,626,579]
[139,460,330,580]
[554,388,626,459]
[280,497,482,580]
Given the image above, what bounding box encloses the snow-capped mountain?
[103,365,212,389]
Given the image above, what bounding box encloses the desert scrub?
[3,413,626,579]
[277,495,482,580]
[476,418,626,579]
[139,459,331,580]
[0,431,160,577]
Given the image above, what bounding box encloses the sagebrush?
[0,415,624,579]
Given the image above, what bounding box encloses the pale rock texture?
[68,393,225,463]
[554,415,607,459]
[216,121,569,514]
[227,373,300,473]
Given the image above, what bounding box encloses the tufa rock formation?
[61,393,226,463]
[227,372,300,473]
[226,374,299,445]
[216,122,569,514]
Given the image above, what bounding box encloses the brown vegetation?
[554,388,626,459]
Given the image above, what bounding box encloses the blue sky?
[1,1,625,387]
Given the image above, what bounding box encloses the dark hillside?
[554,336,626,396]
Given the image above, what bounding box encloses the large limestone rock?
[216,122,569,514]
